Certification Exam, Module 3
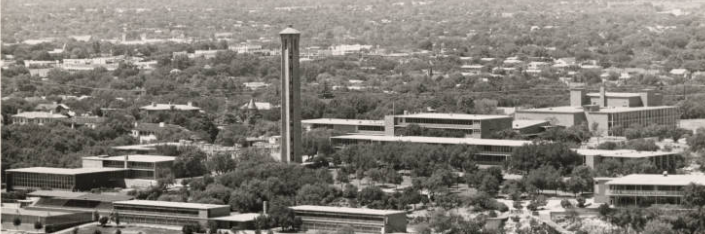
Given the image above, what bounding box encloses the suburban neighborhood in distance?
[2,0,705,234]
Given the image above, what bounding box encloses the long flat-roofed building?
[384,113,513,138]
[113,200,231,227]
[302,118,385,135]
[331,135,531,165]
[1,208,93,233]
[5,167,127,191]
[595,174,705,206]
[515,87,679,136]
[82,155,176,179]
[576,149,682,171]
[290,205,407,233]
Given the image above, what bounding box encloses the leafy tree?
[643,219,675,234]
[34,220,43,231]
[509,142,582,175]
[207,153,236,175]
[560,199,572,209]
[682,183,705,207]
[358,186,386,206]
[99,216,109,227]
[565,166,594,197]
[12,217,21,228]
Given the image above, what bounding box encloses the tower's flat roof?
[280,27,301,34]
[290,205,406,216]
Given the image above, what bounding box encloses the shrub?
[560,199,573,209]
[496,202,509,212]
[576,197,586,208]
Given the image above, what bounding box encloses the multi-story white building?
[594,174,705,206]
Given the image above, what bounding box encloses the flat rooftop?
[83,154,176,163]
[114,200,230,210]
[576,149,678,158]
[587,92,642,98]
[12,111,68,119]
[516,106,585,114]
[2,208,76,217]
[302,118,384,126]
[331,135,531,147]
[290,205,406,216]
[6,167,127,175]
[591,106,678,113]
[606,174,705,186]
[394,113,511,120]
[29,190,134,202]
[210,213,261,222]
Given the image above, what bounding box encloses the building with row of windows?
[594,174,705,206]
[82,154,176,179]
[303,113,517,139]
[6,154,179,191]
[113,200,232,227]
[291,205,407,234]
[331,135,530,165]
[1,208,93,233]
[576,149,682,172]
[302,118,385,135]
[5,167,128,192]
[515,87,679,136]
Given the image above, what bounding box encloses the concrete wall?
[81,159,103,168]
[384,116,395,136]
[593,178,613,204]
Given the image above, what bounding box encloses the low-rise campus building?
[302,118,385,135]
[5,167,127,191]
[331,135,530,165]
[576,149,682,171]
[515,87,679,136]
[291,205,407,234]
[113,200,231,227]
[594,174,705,206]
[82,154,176,179]
[384,113,513,138]
[1,208,93,233]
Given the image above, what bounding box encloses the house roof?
[139,103,200,111]
[290,205,406,216]
[12,111,68,119]
[515,106,585,114]
[302,118,384,126]
[331,135,531,147]
[28,190,134,202]
[83,154,176,163]
[394,113,511,120]
[280,27,301,34]
[6,167,127,175]
[113,200,230,210]
[29,190,87,198]
[134,122,186,132]
[35,103,70,111]
[606,174,705,186]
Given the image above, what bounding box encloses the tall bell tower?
[279,25,302,163]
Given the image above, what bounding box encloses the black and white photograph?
[1,0,705,233]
